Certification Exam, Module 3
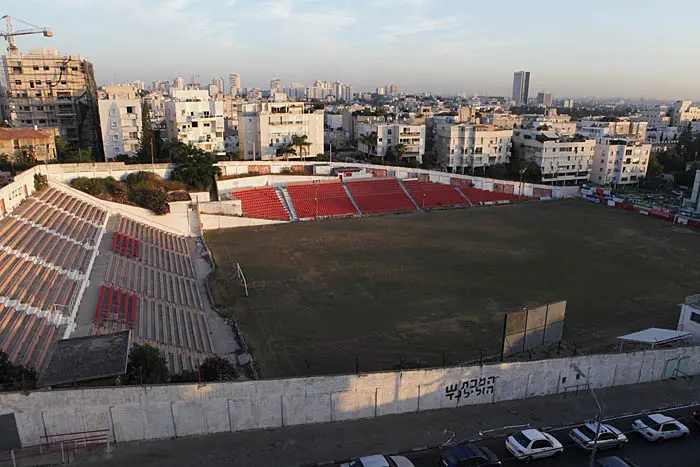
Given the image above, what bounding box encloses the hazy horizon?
[9,0,700,100]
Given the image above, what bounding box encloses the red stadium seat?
[346,178,417,214]
[230,187,290,221]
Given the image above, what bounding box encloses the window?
[191,121,198,128]
[388,129,392,135]
[110,122,117,129]
[690,312,700,325]
[43,66,49,70]
[14,80,21,85]
[33,66,39,71]
[661,424,678,432]
[112,134,118,141]
[60,80,67,85]
[126,106,134,114]
[625,149,632,155]
[532,440,550,449]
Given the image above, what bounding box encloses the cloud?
[380,16,456,41]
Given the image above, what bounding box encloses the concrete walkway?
[73,378,700,467]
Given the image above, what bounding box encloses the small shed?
[617,327,691,351]
[39,331,130,388]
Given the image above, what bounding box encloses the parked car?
[569,422,628,450]
[505,429,563,462]
[440,444,501,466]
[596,456,640,467]
[631,413,689,441]
[691,410,700,427]
[343,454,415,467]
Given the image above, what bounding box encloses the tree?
[358,132,377,158]
[138,103,155,163]
[170,146,222,190]
[291,134,311,161]
[276,143,296,161]
[199,356,237,382]
[394,143,407,160]
[0,350,37,391]
[33,173,48,191]
[125,343,169,385]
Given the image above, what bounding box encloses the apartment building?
[238,101,324,160]
[512,129,596,185]
[672,100,700,126]
[437,123,513,173]
[635,107,672,128]
[524,113,576,136]
[0,48,100,150]
[0,127,57,162]
[357,122,425,163]
[483,112,523,130]
[577,118,648,141]
[591,137,651,186]
[98,94,142,160]
[164,89,224,152]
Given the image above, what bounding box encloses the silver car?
[569,422,628,450]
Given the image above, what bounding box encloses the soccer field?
[205,200,700,378]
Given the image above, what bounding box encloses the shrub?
[33,173,48,191]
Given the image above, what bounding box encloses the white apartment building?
[437,123,513,173]
[238,101,324,160]
[577,118,648,141]
[512,129,596,185]
[164,89,224,152]
[357,122,425,163]
[229,73,241,96]
[672,100,700,126]
[591,137,651,186]
[636,107,671,128]
[99,97,142,159]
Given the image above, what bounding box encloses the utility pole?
[588,388,605,467]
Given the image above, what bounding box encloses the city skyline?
[8,0,700,99]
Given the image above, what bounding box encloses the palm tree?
[291,134,312,161]
[358,132,378,158]
[276,143,296,161]
[394,143,407,160]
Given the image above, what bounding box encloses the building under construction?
[0,47,101,153]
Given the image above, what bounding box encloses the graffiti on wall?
[445,376,497,401]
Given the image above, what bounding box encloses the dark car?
[440,445,501,467]
[692,410,700,427]
[597,457,639,467]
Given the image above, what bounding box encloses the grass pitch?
[205,200,700,378]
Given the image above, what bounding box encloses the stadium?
[0,160,699,453]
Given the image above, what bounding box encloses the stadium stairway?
[396,179,422,211]
[277,186,299,221]
[342,182,363,215]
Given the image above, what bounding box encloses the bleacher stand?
[287,181,359,219]
[0,187,107,371]
[403,180,471,209]
[345,178,417,214]
[230,187,290,221]
[93,216,214,373]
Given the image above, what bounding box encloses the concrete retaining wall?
[200,213,285,230]
[3,346,698,446]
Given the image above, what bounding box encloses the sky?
[8,0,700,99]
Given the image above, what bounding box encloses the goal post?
[235,262,249,297]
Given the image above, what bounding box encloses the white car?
[631,413,689,442]
[505,429,563,462]
[343,454,415,467]
[569,422,628,450]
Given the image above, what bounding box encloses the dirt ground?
[205,200,700,378]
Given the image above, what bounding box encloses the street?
[406,406,700,467]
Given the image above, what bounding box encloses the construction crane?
[0,15,53,53]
